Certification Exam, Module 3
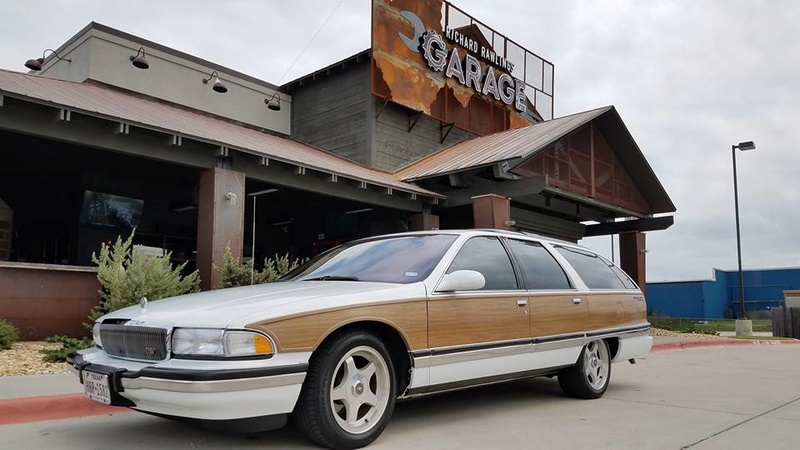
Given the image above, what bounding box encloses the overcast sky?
[1,0,797,281]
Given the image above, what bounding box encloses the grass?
[649,316,773,334]
[729,335,794,341]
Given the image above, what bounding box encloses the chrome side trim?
[533,336,584,352]
[587,323,651,339]
[427,342,531,367]
[122,372,306,393]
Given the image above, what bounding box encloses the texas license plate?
[83,370,111,405]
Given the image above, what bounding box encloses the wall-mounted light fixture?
[264,93,281,111]
[129,47,149,69]
[24,48,71,71]
[225,192,238,206]
[202,70,228,93]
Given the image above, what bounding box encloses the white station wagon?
[70,229,652,449]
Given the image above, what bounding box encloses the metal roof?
[395,105,675,214]
[394,106,612,181]
[0,69,441,198]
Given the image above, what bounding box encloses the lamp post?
[732,140,755,334]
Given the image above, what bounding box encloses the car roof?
[364,229,580,247]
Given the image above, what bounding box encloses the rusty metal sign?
[371,0,555,136]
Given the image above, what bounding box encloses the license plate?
[83,370,111,405]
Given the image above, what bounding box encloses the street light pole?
[731,140,756,321]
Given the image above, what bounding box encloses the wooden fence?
[771,307,800,339]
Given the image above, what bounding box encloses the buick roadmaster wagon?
[70,229,652,449]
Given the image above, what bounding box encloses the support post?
[196,167,245,291]
[410,213,439,231]
[471,194,512,230]
[619,231,646,294]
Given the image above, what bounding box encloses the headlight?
[172,328,274,358]
[92,323,103,348]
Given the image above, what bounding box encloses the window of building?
[447,236,518,290]
[506,239,572,290]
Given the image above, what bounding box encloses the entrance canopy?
[395,106,675,238]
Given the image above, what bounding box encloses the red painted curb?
[0,393,129,425]
[652,338,800,352]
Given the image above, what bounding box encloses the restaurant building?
[0,0,674,339]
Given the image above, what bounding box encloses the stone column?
[196,167,245,290]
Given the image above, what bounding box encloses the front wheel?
[294,330,396,450]
[558,339,611,399]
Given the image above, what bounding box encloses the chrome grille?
[99,324,169,361]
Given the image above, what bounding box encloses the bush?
[216,244,301,288]
[0,319,19,350]
[88,230,201,324]
[41,335,94,362]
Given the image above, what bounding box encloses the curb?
[652,338,800,353]
[0,393,128,426]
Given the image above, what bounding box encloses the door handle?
[572,298,582,305]
[516,299,528,307]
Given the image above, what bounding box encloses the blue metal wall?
[646,268,800,319]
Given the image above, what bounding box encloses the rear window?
[506,239,572,290]
[554,246,627,290]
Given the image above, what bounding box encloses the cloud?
[1,0,797,281]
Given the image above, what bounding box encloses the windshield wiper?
[303,275,360,281]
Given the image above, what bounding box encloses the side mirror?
[437,270,486,292]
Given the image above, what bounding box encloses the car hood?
[100,281,428,329]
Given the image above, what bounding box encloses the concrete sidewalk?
[1,336,798,425]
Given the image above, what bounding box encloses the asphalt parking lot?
[1,343,799,449]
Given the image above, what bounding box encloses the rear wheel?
[294,330,396,450]
[558,339,611,399]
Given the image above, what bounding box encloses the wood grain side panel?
[586,293,647,331]
[247,301,428,353]
[428,295,529,348]
[529,294,587,337]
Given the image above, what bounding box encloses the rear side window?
[447,236,518,290]
[506,239,572,290]
[554,246,626,290]
[611,265,639,290]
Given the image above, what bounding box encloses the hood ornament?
[139,297,148,313]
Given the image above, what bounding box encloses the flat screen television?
[79,190,144,229]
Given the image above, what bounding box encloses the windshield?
[284,234,458,284]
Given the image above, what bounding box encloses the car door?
[505,238,588,369]
[427,236,530,389]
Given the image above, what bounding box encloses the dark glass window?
[611,265,639,290]
[507,239,572,290]
[447,237,518,290]
[554,246,626,290]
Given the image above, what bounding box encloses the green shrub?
[0,319,19,350]
[216,244,301,288]
[41,335,94,362]
[88,230,201,324]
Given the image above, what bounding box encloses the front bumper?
[69,348,309,421]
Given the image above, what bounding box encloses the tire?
[558,339,611,399]
[294,330,397,450]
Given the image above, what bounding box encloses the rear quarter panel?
[586,292,648,331]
